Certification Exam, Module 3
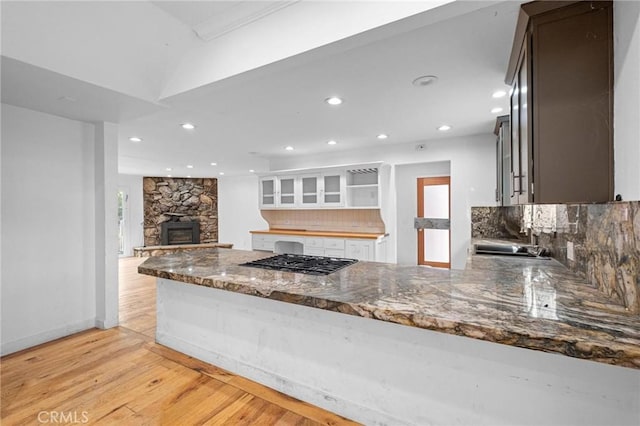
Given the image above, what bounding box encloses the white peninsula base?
[156,278,639,426]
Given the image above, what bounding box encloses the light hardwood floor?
[1,257,359,425]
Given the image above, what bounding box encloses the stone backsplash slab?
[471,202,640,313]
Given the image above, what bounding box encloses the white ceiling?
[152,1,301,41]
[1,0,522,178]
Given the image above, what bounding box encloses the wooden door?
[416,177,450,269]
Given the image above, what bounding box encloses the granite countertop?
[138,248,640,369]
[250,229,386,239]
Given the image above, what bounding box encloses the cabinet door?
[303,247,325,256]
[510,48,530,204]
[252,234,275,252]
[259,177,277,208]
[501,121,512,206]
[300,174,321,207]
[517,47,529,204]
[495,116,511,206]
[510,79,520,204]
[345,240,373,261]
[321,173,344,206]
[324,248,346,258]
[277,176,297,207]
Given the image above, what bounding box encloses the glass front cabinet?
[257,164,381,210]
[321,173,344,207]
[300,174,321,207]
[259,176,276,209]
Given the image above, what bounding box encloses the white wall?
[117,174,144,255]
[1,104,97,354]
[218,175,268,250]
[614,1,640,200]
[271,133,497,269]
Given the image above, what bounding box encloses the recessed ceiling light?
[181,123,196,130]
[165,167,172,171]
[210,162,217,166]
[412,75,438,87]
[186,165,194,169]
[438,125,452,131]
[219,172,225,176]
[491,107,504,114]
[167,174,172,177]
[377,134,388,140]
[325,97,343,106]
[327,140,337,145]
[249,169,255,173]
[186,175,191,178]
[285,146,294,151]
[129,137,142,142]
[492,90,507,98]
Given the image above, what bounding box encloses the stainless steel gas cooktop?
[240,254,358,275]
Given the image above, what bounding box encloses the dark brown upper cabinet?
[505,1,614,204]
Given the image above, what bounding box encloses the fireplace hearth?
[161,220,200,245]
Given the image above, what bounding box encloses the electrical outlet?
[415,143,426,151]
[567,241,574,261]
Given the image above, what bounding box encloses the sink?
[474,243,550,258]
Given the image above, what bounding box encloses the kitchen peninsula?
[139,248,640,426]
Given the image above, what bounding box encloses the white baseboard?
[95,316,119,329]
[1,319,96,356]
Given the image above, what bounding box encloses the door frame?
[417,176,451,269]
[117,186,130,257]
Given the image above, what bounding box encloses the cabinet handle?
[510,172,516,197]
[512,173,525,194]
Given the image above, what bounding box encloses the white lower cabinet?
[303,247,325,256]
[324,248,346,258]
[252,233,386,262]
[252,234,276,251]
[345,240,374,261]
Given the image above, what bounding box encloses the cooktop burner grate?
[240,254,358,275]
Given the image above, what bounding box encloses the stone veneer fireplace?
[143,177,217,246]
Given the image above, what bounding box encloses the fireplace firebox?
[161,221,200,245]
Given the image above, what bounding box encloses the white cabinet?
[259,177,277,209]
[321,173,345,207]
[300,174,321,207]
[346,167,380,208]
[324,248,346,258]
[251,233,386,262]
[303,236,324,255]
[258,163,385,210]
[345,240,374,261]
[345,238,387,262]
[278,176,297,207]
[251,234,276,251]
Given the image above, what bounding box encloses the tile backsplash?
[471,202,640,314]
[260,209,385,234]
